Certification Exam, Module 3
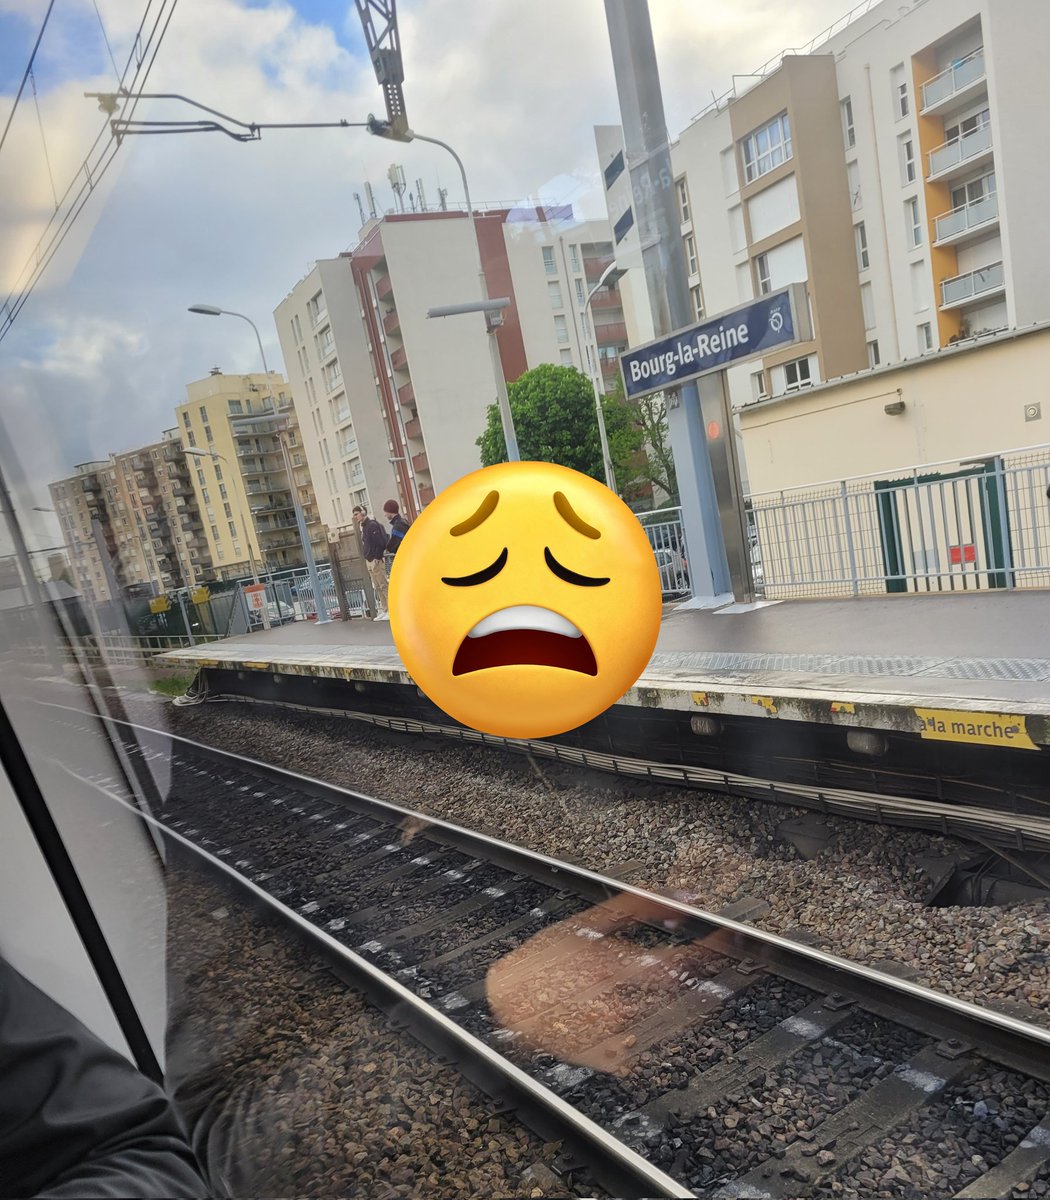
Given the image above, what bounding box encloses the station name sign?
[620,284,811,401]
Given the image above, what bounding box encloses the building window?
[784,357,812,390]
[227,520,237,537]
[203,424,213,443]
[901,137,916,184]
[569,244,580,272]
[307,290,327,327]
[755,252,771,295]
[214,464,223,481]
[867,340,881,368]
[684,234,698,276]
[841,97,855,149]
[575,277,586,305]
[182,411,191,428]
[559,348,574,365]
[210,524,219,540]
[855,222,870,270]
[547,280,563,309]
[202,487,210,503]
[896,82,909,119]
[228,400,243,415]
[223,501,232,518]
[198,406,207,422]
[906,197,923,247]
[676,177,690,223]
[196,468,205,485]
[323,359,343,392]
[741,111,792,183]
[918,322,934,352]
[750,370,767,401]
[554,315,569,344]
[542,246,557,275]
[690,284,704,320]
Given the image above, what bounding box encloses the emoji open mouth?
[453,605,597,676]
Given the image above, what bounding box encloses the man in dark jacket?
[381,499,411,561]
[352,504,389,620]
[0,956,206,1198]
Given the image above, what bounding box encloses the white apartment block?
[596,0,1047,416]
[275,205,622,524]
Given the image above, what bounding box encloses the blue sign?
[620,286,808,400]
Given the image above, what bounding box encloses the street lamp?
[188,304,330,623]
[584,262,627,493]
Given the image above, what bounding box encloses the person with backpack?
[352,505,390,621]
[382,499,412,562]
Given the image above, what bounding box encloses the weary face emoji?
[388,462,663,738]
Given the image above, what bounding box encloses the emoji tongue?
[453,629,597,676]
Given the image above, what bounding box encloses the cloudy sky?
[0,0,852,553]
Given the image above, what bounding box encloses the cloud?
[0,0,855,491]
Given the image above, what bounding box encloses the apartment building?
[275,205,622,525]
[49,430,213,602]
[175,370,325,581]
[596,0,1046,413]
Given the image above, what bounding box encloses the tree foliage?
[477,363,678,506]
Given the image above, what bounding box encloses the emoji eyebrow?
[553,491,600,539]
[451,490,499,536]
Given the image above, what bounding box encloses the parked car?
[290,570,333,600]
[654,547,690,599]
[247,600,296,629]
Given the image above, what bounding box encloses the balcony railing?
[583,254,614,280]
[921,47,985,112]
[933,191,999,244]
[383,308,400,335]
[397,380,414,407]
[928,120,992,179]
[940,261,1005,308]
[403,417,422,440]
[595,321,628,345]
[390,346,408,371]
[375,274,393,301]
[412,450,429,473]
[589,289,622,310]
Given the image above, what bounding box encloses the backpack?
[387,515,411,557]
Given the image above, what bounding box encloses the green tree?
[600,376,679,507]
[477,363,641,486]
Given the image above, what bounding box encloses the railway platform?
[164,591,1050,751]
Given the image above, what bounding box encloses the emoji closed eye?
[544,547,610,587]
[442,547,508,587]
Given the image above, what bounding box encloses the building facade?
[175,370,325,581]
[275,205,623,526]
[597,0,1046,415]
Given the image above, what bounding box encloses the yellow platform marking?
[915,708,1038,751]
[241,661,271,670]
[691,691,709,707]
[751,695,778,715]
[831,701,856,715]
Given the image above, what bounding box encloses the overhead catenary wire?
[0,0,180,346]
[29,69,59,211]
[91,0,123,85]
[0,0,57,163]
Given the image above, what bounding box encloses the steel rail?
[39,702,1050,1083]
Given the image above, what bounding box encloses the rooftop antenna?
[415,177,427,212]
[364,181,377,218]
[388,163,407,213]
[353,191,367,226]
[437,185,448,211]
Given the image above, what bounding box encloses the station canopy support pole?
[603,0,733,605]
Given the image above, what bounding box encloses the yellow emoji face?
[388,461,662,738]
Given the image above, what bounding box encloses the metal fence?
[749,444,1050,598]
[637,507,690,598]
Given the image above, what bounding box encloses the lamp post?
[184,446,270,630]
[188,304,330,623]
[584,262,627,493]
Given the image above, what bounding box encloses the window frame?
[741,111,793,183]
[855,221,870,271]
[841,96,856,149]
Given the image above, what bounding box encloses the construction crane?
[354,0,411,141]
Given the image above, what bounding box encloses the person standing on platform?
[352,505,390,621]
[382,499,412,564]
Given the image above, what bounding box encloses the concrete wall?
[739,324,1050,492]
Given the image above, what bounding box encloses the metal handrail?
[921,46,985,110]
[933,191,998,240]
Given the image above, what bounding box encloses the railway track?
[38,702,1050,1198]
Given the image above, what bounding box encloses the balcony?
[583,253,614,280]
[940,261,1005,309]
[383,308,401,335]
[921,48,986,114]
[933,192,999,247]
[927,120,993,182]
[418,484,435,506]
[403,417,422,440]
[397,380,415,407]
[375,274,393,301]
[412,450,429,473]
[250,498,295,515]
[390,346,408,372]
[600,356,621,376]
[595,321,628,345]
[589,288,622,311]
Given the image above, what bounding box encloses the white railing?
[933,192,998,243]
[921,47,985,111]
[941,261,1004,307]
[928,119,992,178]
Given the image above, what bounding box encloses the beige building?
[597,0,1048,418]
[175,370,325,581]
[275,205,623,527]
[739,321,1050,493]
[49,431,215,602]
